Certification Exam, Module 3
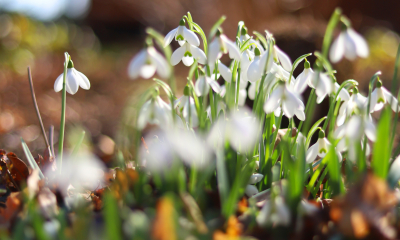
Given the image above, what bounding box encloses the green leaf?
[253,31,268,50]
[21,138,44,179]
[286,139,305,210]
[321,8,342,58]
[305,116,327,148]
[239,37,253,52]
[326,144,344,196]
[372,106,392,179]
[153,78,176,100]
[103,193,122,240]
[288,53,312,83]
[216,149,229,215]
[209,15,226,40]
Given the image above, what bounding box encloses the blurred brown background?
[0,0,399,157]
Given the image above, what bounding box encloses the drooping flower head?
[306,129,342,164]
[293,58,314,94]
[194,68,221,96]
[329,24,369,63]
[137,90,172,130]
[208,29,241,65]
[164,19,200,47]
[370,79,399,113]
[128,45,170,79]
[54,59,90,95]
[171,41,207,66]
[175,86,199,128]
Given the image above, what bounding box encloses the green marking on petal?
[184,52,193,57]
[176,35,184,41]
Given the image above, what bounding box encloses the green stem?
[58,52,69,173]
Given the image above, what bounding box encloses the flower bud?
[179,19,185,26]
[67,60,74,69]
[254,47,261,57]
[376,79,382,88]
[318,129,325,139]
[304,58,310,69]
[183,86,190,96]
[241,26,247,36]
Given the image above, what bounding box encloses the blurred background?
[0,0,399,158]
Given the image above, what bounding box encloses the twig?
[27,67,52,158]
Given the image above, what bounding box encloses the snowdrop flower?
[245,173,264,197]
[264,82,305,120]
[370,80,399,112]
[54,60,90,95]
[128,46,170,79]
[237,81,248,106]
[239,27,264,53]
[194,71,221,96]
[208,30,241,65]
[137,95,172,130]
[309,71,334,104]
[334,82,351,102]
[164,19,200,47]
[293,59,314,94]
[336,87,367,126]
[209,60,232,82]
[206,101,226,120]
[306,129,342,164]
[329,25,369,63]
[247,47,274,82]
[171,41,206,66]
[239,49,254,83]
[208,108,260,151]
[248,80,259,100]
[257,196,291,227]
[273,45,292,72]
[335,114,376,160]
[175,87,199,128]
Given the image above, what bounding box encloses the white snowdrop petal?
[382,87,399,112]
[164,27,178,47]
[238,89,247,106]
[247,57,263,83]
[74,70,90,90]
[54,73,64,92]
[369,89,378,113]
[275,46,292,72]
[183,27,200,46]
[149,51,170,79]
[139,65,157,79]
[225,38,241,61]
[218,62,233,83]
[282,101,295,118]
[208,40,220,65]
[306,143,318,164]
[137,100,151,130]
[248,82,257,100]
[330,32,345,63]
[249,173,264,184]
[365,119,376,142]
[170,46,186,66]
[190,45,207,65]
[347,28,369,58]
[294,71,309,94]
[294,108,305,121]
[208,79,221,93]
[344,32,357,60]
[128,49,147,79]
[264,86,283,114]
[65,69,79,95]
[182,56,194,66]
[195,77,209,96]
[245,185,259,197]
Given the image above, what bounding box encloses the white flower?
[264,83,305,120]
[306,130,342,164]
[329,26,369,63]
[336,88,367,126]
[54,60,90,95]
[309,72,334,104]
[239,50,254,83]
[335,114,376,161]
[293,59,314,94]
[194,74,221,96]
[273,45,292,72]
[137,96,172,130]
[128,46,170,79]
[175,93,199,128]
[248,80,258,100]
[171,41,206,66]
[334,82,351,102]
[247,47,273,83]
[164,19,200,47]
[245,173,264,197]
[207,108,260,151]
[208,31,241,65]
[370,81,399,112]
[256,196,291,227]
[209,60,232,82]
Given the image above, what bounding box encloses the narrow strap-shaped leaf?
[21,138,44,179]
[288,53,312,83]
[306,116,327,148]
[209,15,226,40]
